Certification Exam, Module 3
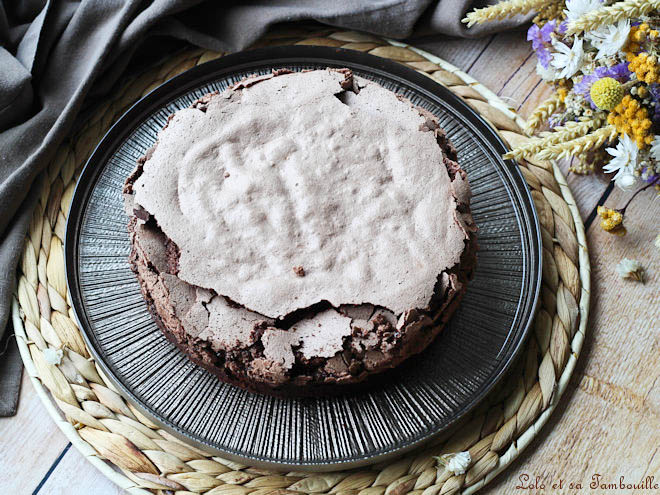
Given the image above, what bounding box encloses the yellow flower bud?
[597,206,626,235]
[590,78,624,111]
[608,95,654,149]
[557,87,568,102]
[633,30,646,42]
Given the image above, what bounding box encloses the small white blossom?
[604,134,638,190]
[43,347,63,365]
[564,0,602,24]
[435,451,472,475]
[615,258,644,282]
[587,20,630,60]
[551,38,585,79]
[536,61,559,81]
[650,135,660,162]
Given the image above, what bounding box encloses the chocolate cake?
[123,68,477,396]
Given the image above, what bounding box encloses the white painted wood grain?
[0,373,70,493]
[35,445,124,495]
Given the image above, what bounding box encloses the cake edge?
[128,218,477,397]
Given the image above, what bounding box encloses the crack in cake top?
[132,69,469,318]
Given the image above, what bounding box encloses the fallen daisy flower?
[43,347,63,365]
[434,451,472,475]
[615,258,645,282]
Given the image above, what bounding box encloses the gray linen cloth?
[0,0,529,416]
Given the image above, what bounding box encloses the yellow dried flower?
[629,52,660,84]
[557,87,568,103]
[632,30,646,43]
[597,206,626,236]
[607,95,654,148]
[590,78,624,110]
[624,23,657,60]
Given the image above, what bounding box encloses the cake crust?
[124,68,477,396]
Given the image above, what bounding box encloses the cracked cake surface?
[124,68,477,395]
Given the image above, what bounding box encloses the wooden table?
[1,30,658,495]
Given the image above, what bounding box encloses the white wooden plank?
[0,373,70,493]
[36,445,124,495]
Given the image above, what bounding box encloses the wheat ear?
[535,125,618,160]
[504,119,601,160]
[567,0,660,34]
[462,0,554,28]
[524,94,563,135]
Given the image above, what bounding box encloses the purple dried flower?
[573,74,600,107]
[527,21,559,68]
[541,20,557,40]
[574,74,598,97]
[649,84,660,123]
[642,166,659,183]
[537,46,552,68]
[527,25,542,48]
[649,84,660,99]
[527,21,556,49]
[601,62,632,81]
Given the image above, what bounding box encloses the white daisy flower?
[43,347,64,365]
[551,37,585,79]
[435,451,472,475]
[588,20,631,60]
[615,258,644,282]
[603,134,638,190]
[536,61,559,81]
[564,0,602,24]
[650,135,660,162]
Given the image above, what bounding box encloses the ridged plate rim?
[65,46,542,470]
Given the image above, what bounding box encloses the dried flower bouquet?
[464,0,660,238]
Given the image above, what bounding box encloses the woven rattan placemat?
[12,26,589,495]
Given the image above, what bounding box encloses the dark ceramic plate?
[65,46,541,471]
